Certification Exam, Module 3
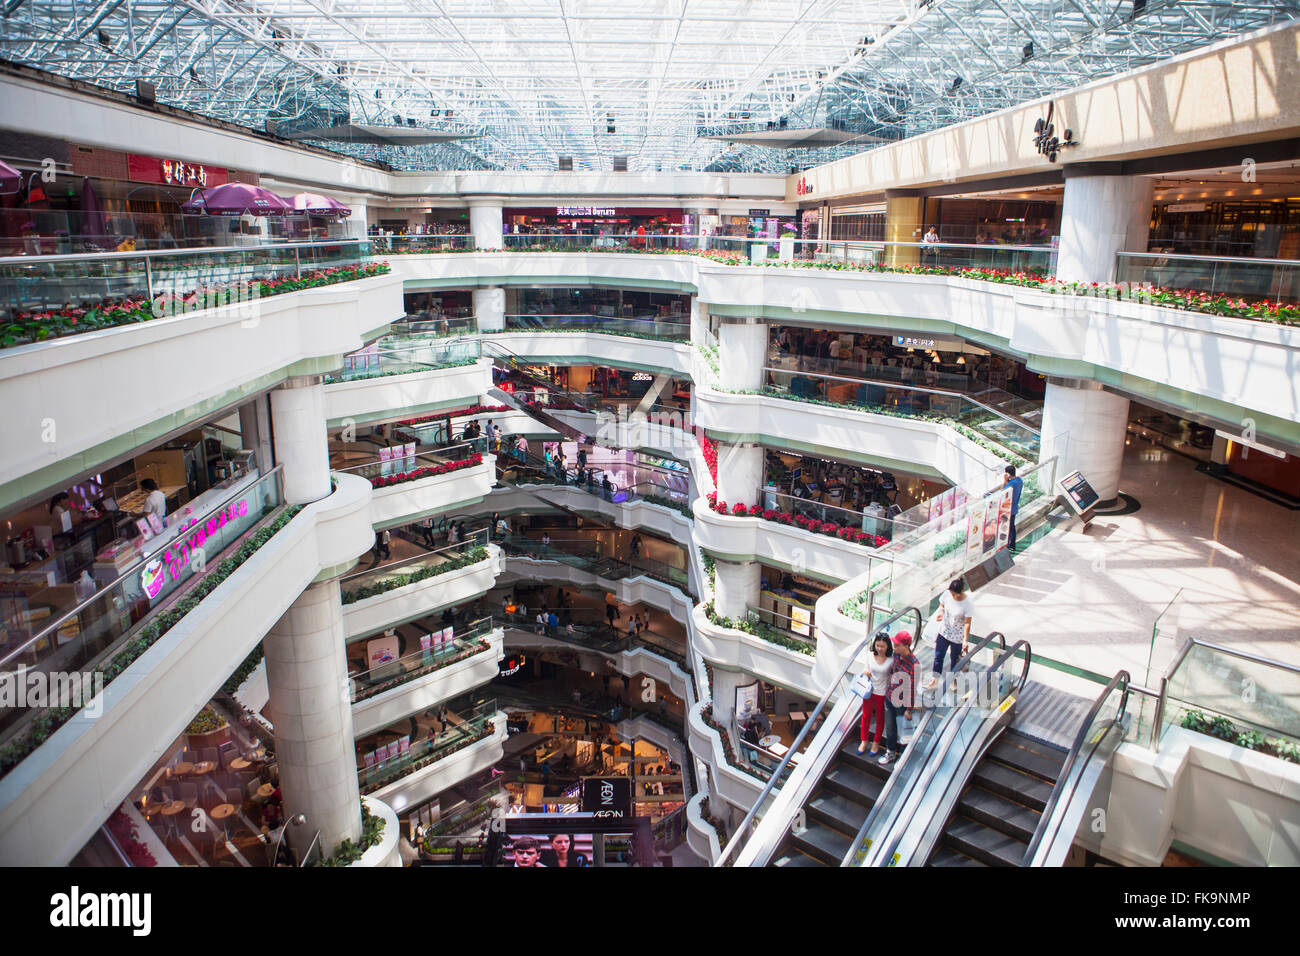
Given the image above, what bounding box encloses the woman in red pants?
[858,632,894,756]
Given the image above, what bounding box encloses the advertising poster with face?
[965,498,986,567]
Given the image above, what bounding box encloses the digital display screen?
[503,833,595,868]
[1060,471,1100,512]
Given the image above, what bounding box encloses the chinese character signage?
[127,153,229,188]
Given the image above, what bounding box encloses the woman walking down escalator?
[858,632,893,756]
[879,631,917,766]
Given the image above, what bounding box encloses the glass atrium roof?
[2,0,1296,173]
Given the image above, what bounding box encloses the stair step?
[807,790,873,834]
[956,785,1043,842]
[837,740,896,777]
[789,819,855,865]
[928,844,989,867]
[971,760,1054,812]
[943,816,1030,867]
[822,763,886,806]
[772,847,826,867]
[988,732,1067,782]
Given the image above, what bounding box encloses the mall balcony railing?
[1,207,364,256]
[357,699,498,794]
[494,601,688,668]
[496,533,690,592]
[366,234,474,254]
[332,436,487,478]
[767,351,1044,431]
[761,366,1042,462]
[1115,251,1300,307]
[329,336,482,383]
[339,528,491,605]
[744,604,819,655]
[497,312,691,341]
[839,455,1059,632]
[754,487,899,544]
[349,616,497,703]
[388,312,479,339]
[500,453,690,512]
[0,237,373,323]
[0,466,287,742]
[1146,637,1300,756]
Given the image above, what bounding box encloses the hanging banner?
[379,445,394,477]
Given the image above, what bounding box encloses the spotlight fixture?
[950,76,963,92]
[1021,41,1034,62]
[97,28,111,48]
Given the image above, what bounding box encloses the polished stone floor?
[975,438,1300,692]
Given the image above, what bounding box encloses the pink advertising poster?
[996,487,1014,551]
[440,626,455,645]
[364,751,376,769]
[420,634,432,652]
[941,488,958,530]
[982,495,1000,554]
[964,499,986,567]
[398,735,410,754]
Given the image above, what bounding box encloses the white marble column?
[469,200,504,250]
[1039,378,1131,503]
[713,441,763,509]
[269,378,331,505]
[709,666,750,727]
[713,558,761,621]
[717,320,767,392]
[263,578,362,859]
[472,286,505,332]
[1056,171,1155,284]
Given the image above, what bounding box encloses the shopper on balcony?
[857,632,893,756]
[1002,465,1024,552]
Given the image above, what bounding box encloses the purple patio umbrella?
[181,182,292,217]
[0,160,19,196]
[289,192,352,217]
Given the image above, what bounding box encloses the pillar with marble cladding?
[263,578,362,859]
[1056,170,1155,284]
[1039,378,1130,503]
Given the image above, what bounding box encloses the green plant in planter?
[341,547,489,604]
[318,803,386,866]
[185,707,227,734]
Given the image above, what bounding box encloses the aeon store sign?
[138,494,257,603]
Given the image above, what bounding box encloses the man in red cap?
[879,631,918,766]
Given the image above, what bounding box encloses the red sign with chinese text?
[127,154,229,188]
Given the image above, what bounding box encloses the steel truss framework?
[1,0,1295,173]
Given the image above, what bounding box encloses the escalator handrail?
[989,639,1033,695]
[837,629,1016,867]
[715,604,925,867]
[1020,669,1130,866]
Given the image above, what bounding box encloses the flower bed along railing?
[0,505,302,778]
[368,453,483,489]
[324,357,478,384]
[358,720,497,795]
[701,600,816,657]
[700,703,770,782]
[704,492,888,549]
[341,547,490,604]
[106,808,158,867]
[3,262,391,350]
[1179,709,1299,765]
[351,638,492,703]
[315,802,386,867]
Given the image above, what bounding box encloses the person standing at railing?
[857,632,894,757]
[1002,465,1024,553]
[922,226,939,266]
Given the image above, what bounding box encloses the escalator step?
[957,785,1042,841]
[808,790,874,834]
[989,733,1067,781]
[971,761,1054,811]
[944,816,1030,867]
[772,847,827,867]
[837,740,895,778]
[790,820,855,865]
[822,763,886,805]
[928,845,989,867]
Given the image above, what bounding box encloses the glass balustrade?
[761,366,1041,462]
[0,239,374,334]
[349,617,495,702]
[367,234,474,254]
[1116,251,1300,309]
[331,437,486,482]
[499,312,690,340]
[0,468,287,738]
[357,700,498,793]
[339,529,490,604]
[331,337,482,381]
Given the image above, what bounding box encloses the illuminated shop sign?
[127,153,229,188]
[556,206,616,216]
[795,177,814,196]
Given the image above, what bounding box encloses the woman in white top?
[925,577,974,689]
[858,632,894,755]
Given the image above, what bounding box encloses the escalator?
[770,734,894,866]
[925,728,1064,866]
[482,339,597,444]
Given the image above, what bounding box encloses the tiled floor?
[975,441,1300,691]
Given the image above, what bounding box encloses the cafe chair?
[217,740,238,766]
[179,782,198,811]
[246,779,263,804]
[181,748,199,764]
[225,787,243,809]
[200,746,219,767]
